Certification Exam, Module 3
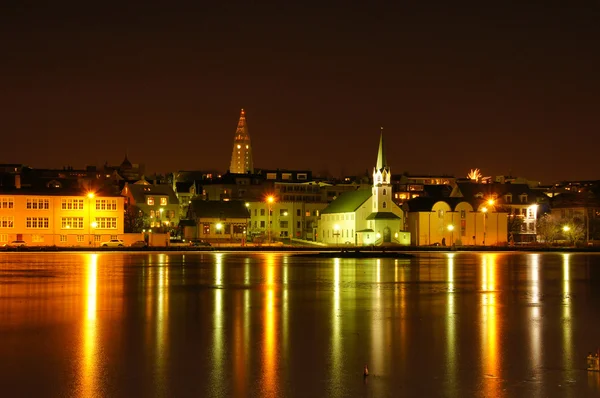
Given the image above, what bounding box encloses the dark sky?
[1,1,598,184]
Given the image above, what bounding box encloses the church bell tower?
[229,109,254,174]
[372,128,392,213]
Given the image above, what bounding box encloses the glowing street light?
[447,224,455,247]
[563,225,570,232]
[266,195,275,244]
[87,192,95,247]
[481,207,488,245]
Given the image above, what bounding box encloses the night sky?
[1,1,598,184]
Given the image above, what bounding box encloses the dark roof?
[551,192,600,208]
[175,181,195,192]
[365,212,400,220]
[455,182,542,203]
[404,196,473,212]
[0,186,120,197]
[190,200,250,219]
[179,219,196,227]
[126,183,179,205]
[321,189,372,214]
[356,229,374,233]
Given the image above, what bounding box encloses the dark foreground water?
[1,252,600,397]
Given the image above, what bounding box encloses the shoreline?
[1,245,600,254]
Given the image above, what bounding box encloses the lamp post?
[266,196,274,245]
[216,222,222,247]
[447,224,455,248]
[482,207,488,245]
[87,192,95,247]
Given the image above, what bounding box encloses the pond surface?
[1,252,600,397]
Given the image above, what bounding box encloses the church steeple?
[373,128,390,186]
[372,128,391,213]
[376,127,386,171]
[229,108,254,174]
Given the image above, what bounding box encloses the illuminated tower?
[229,109,254,174]
[372,128,392,213]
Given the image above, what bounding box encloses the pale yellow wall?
[0,193,124,246]
[407,201,508,246]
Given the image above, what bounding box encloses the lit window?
[160,197,167,205]
[147,197,154,205]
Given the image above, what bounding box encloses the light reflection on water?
[0,252,600,397]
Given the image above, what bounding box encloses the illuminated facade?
[318,131,410,246]
[121,181,180,230]
[404,197,508,246]
[229,109,254,174]
[0,187,124,246]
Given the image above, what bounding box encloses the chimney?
[15,174,21,189]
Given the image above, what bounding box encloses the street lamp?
[216,223,222,247]
[87,192,95,247]
[481,207,488,245]
[447,224,455,247]
[266,195,274,244]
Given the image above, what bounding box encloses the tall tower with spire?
[372,128,392,214]
[229,109,254,174]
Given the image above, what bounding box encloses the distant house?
[185,200,250,242]
[121,180,179,231]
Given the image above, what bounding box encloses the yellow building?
[0,186,124,247]
[404,197,508,246]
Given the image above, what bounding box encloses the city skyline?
[1,2,599,184]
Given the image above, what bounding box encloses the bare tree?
[536,213,560,245]
[562,216,586,246]
[124,205,148,233]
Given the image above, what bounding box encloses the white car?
[100,239,125,247]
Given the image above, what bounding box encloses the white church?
[318,132,411,246]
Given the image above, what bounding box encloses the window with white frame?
[77,235,85,242]
[60,235,67,242]
[26,217,49,229]
[0,234,7,242]
[94,235,101,242]
[27,198,50,210]
[160,197,167,206]
[95,217,117,229]
[61,198,84,210]
[147,197,154,205]
[95,199,118,211]
[0,197,14,209]
[0,216,14,228]
[61,217,84,229]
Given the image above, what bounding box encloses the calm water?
[1,252,600,397]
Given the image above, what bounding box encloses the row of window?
[0,234,118,243]
[0,216,117,229]
[322,214,355,222]
[149,209,176,218]
[251,209,320,217]
[0,197,118,210]
[324,229,355,239]
[147,197,168,206]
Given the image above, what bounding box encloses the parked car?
[190,239,212,247]
[169,239,191,247]
[131,240,148,248]
[100,239,125,247]
[4,240,26,247]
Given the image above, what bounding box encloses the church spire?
[376,127,386,171]
[229,108,254,174]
